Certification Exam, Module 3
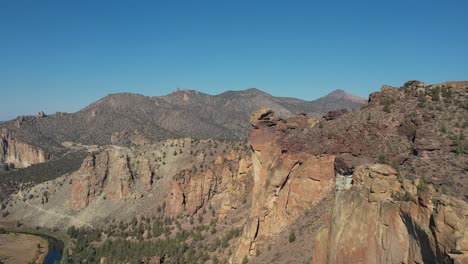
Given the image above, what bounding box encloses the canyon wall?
[234,109,336,260]
[70,140,253,216]
[313,164,468,264]
[165,151,252,218]
[0,128,47,168]
[233,107,468,264]
[70,147,151,210]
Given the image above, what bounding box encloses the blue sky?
[1,0,467,120]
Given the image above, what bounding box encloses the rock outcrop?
[111,130,151,146]
[70,147,153,210]
[233,100,468,263]
[70,139,252,213]
[313,164,468,264]
[0,128,47,168]
[165,151,252,217]
[234,109,334,260]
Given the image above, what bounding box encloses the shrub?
[417,176,430,194]
[383,103,391,113]
[289,229,296,243]
[377,154,386,164]
[393,191,415,202]
[431,87,441,101]
[441,87,453,98]
[451,131,467,155]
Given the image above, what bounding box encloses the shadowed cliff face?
[1,128,47,168]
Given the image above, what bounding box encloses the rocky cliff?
[3,80,466,264]
[234,109,336,260]
[165,150,252,218]
[70,147,148,210]
[233,79,468,263]
[313,164,468,264]
[70,139,253,215]
[0,128,47,168]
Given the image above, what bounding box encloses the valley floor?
[0,233,48,264]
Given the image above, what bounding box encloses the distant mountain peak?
[327,89,346,95]
[322,89,366,103]
[245,87,262,93]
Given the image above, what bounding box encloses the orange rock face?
[234,109,334,261]
[233,109,468,264]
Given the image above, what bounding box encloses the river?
[42,234,64,264]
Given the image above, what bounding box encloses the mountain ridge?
[0,88,365,164]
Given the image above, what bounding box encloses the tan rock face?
[70,147,153,210]
[70,139,252,214]
[234,110,334,261]
[313,164,468,264]
[0,129,47,168]
[165,151,253,217]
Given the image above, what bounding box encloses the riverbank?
[0,232,48,263]
[0,223,67,264]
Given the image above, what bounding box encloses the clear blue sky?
[1,0,467,121]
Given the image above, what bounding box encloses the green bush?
[289,229,296,243]
[417,176,430,194]
[393,191,415,202]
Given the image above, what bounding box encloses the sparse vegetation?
[377,154,386,164]
[289,229,296,243]
[393,191,415,202]
[451,131,467,155]
[0,151,86,200]
[66,215,243,263]
[417,176,430,194]
[383,103,391,113]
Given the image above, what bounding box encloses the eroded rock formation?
[70,147,152,210]
[165,151,253,217]
[70,139,252,215]
[233,103,467,263]
[0,128,47,168]
[313,164,468,264]
[234,109,335,260]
